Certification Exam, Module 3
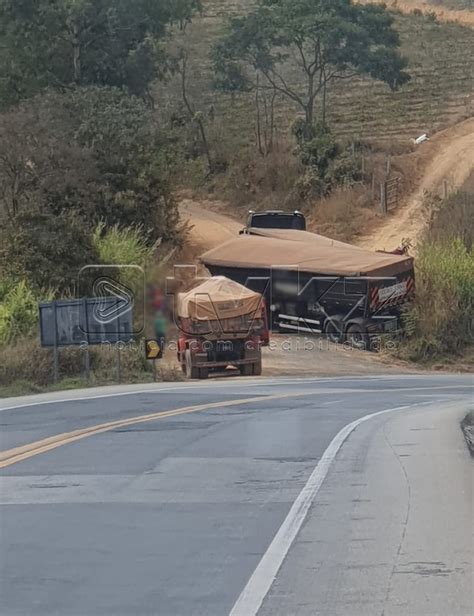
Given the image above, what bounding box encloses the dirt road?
[358,117,474,251]
[356,0,474,28]
[179,197,242,251]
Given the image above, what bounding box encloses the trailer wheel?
[347,324,369,351]
[252,361,262,376]
[240,363,253,376]
[324,317,344,343]
[185,349,199,379]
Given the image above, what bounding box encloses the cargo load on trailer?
[200,233,415,350]
[176,276,268,379]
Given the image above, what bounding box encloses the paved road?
[0,374,472,615]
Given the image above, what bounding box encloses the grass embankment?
[0,341,183,398]
[395,189,473,366]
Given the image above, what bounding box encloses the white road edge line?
[229,401,431,616]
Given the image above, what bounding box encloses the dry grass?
[161,6,474,147]
[0,338,184,395]
[205,140,302,210]
[308,186,380,242]
[356,0,474,28]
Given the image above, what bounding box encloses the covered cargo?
[201,234,413,278]
[177,276,262,322]
[176,276,268,379]
[200,234,415,350]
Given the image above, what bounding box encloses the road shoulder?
[259,401,473,616]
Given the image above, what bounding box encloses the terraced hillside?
[160,1,473,144]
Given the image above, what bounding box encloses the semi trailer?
[200,231,415,350]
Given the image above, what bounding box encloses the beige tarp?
[201,234,413,277]
[177,276,262,320]
[244,228,366,250]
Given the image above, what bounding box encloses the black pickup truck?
[240,210,306,233]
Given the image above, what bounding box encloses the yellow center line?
[0,384,470,470]
[0,392,310,469]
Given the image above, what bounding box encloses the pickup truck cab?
[240,210,306,233]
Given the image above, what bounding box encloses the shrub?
[0,280,53,345]
[292,120,362,199]
[1,209,98,293]
[400,238,473,360]
[92,222,159,269]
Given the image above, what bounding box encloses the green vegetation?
[0,280,53,345]
[93,223,160,269]
[397,191,473,362]
[0,0,201,108]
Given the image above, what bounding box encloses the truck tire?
[240,363,253,376]
[185,349,199,379]
[252,361,262,376]
[198,367,209,380]
[324,317,344,343]
[346,324,369,351]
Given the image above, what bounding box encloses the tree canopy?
[0,0,201,107]
[212,0,410,127]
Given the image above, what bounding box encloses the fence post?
[52,302,59,383]
[116,345,121,384]
[443,179,449,200]
[84,346,90,381]
[380,182,387,215]
[386,155,391,178]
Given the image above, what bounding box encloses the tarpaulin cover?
[201,233,413,277]
[177,276,262,320]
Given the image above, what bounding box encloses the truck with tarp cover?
[200,230,415,350]
[176,276,268,379]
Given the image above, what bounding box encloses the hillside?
[159,1,473,144]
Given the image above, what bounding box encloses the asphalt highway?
[0,374,472,615]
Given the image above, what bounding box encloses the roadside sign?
[145,339,163,360]
[39,298,134,348]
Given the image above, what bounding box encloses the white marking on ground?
[229,401,435,616]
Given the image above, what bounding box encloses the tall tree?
[0,0,201,107]
[212,0,410,128]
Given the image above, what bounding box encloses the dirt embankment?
[355,0,474,28]
[357,117,474,251]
